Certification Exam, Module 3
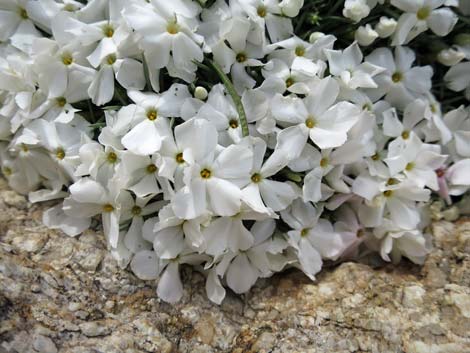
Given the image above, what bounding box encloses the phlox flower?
[391,0,458,46]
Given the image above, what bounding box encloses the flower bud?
[375,16,397,38]
[355,24,378,46]
[343,0,370,23]
[194,86,208,100]
[309,31,325,43]
[437,48,465,66]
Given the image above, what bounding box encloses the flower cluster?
[0,0,469,304]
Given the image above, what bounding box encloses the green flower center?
[416,7,430,20]
[102,24,114,38]
[295,46,305,57]
[107,152,118,164]
[167,21,179,35]
[305,117,316,129]
[106,54,116,65]
[257,5,267,18]
[391,72,403,83]
[286,77,295,88]
[405,162,415,171]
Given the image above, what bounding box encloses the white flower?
[375,17,397,38]
[123,0,203,90]
[372,219,431,264]
[325,42,384,89]
[171,119,254,219]
[63,178,130,247]
[354,176,430,229]
[121,84,190,156]
[272,77,361,158]
[211,16,264,93]
[437,47,465,66]
[355,24,379,46]
[391,0,458,46]
[281,200,346,280]
[365,46,433,109]
[444,61,470,100]
[343,0,371,23]
[238,0,303,43]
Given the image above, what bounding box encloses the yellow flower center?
[107,152,118,164]
[371,153,380,161]
[146,109,157,121]
[257,5,267,18]
[102,204,114,212]
[146,164,158,174]
[56,148,66,160]
[386,178,399,186]
[18,7,28,19]
[21,144,29,153]
[391,72,403,83]
[383,190,393,197]
[405,162,415,171]
[167,21,179,35]
[285,77,295,88]
[320,158,329,168]
[236,52,247,63]
[251,173,262,183]
[229,119,239,129]
[416,7,430,20]
[300,228,310,237]
[305,117,316,129]
[200,168,212,179]
[401,130,410,140]
[102,24,114,38]
[56,97,67,107]
[106,54,116,65]
[132,206,142,216]
[295,46,305,57]
[61,53,73,66]
[176,152,185,164]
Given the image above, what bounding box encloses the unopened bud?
[194,86,208,100]
[343,0,370,23]
[437,48,465,66]
[309,32,325,43]
[355,24,378,46]
[375,17,397,38]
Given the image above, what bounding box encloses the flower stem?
[206,59,249,137]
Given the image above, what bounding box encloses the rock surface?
[0,178,469,353]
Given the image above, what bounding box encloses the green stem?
[206,59,249,137]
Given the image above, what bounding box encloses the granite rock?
[0,179,469,353]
